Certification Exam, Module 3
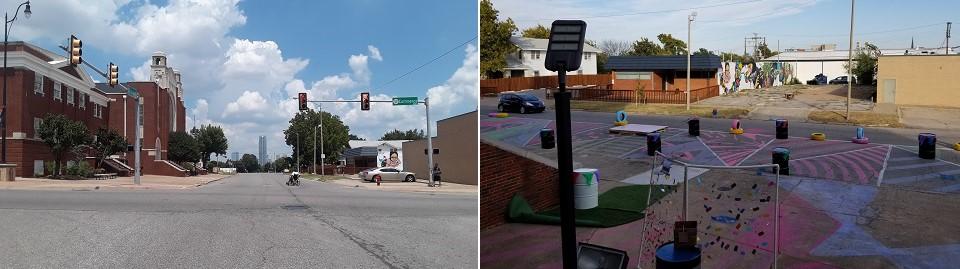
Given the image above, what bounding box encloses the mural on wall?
[377,149,402,169]
[719,61,795,94]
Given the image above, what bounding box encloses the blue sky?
[10,0,479,159]
[494,0,959,53]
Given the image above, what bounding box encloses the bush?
[64,161,94,178]
[45,162,58,178]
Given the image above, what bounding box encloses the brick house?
[1,42,112,177]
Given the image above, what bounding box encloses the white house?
[760,45,956,83]
[503,36,601,78]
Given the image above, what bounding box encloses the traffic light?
[69,35,82,66]
[108,63,119,87]
[360,92,370,111]
[298,92,308,111]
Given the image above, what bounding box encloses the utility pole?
[846,0,855,120]
[319,102,324,178]
[947,22,952,54]
[426,97,434,187]
[686,12,696,111]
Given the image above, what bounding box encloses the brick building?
[1,41,187,177]
[95,52,187,177]
[1,42,111,177]
[480,138,559,230]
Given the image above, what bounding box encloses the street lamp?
[687,11,697,111]
[1,0,31,164]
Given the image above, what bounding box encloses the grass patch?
[299,174,349,182]
[569,100,750,119]
[808,110,903,128]
[537,184,675,227]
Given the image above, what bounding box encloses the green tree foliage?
[657,34,687,56]
[720,52,747,63]
[262,161,274,173]
[848,42,880,85]
[91,128,127,170]
[380,129,427,141]
[521,24,550,39]
[191,125,228,164]
[757,43,779,59]
[168,131,201,165]
[629,38,663,56]
[273,156,294,171]
[284,109,350,167]
[348,134,365,141]
[238,153,259,173]
[480,0,518,77]
[37,113,91,177]
[693,48,716,56]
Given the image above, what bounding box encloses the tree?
[191,125,228,164]
[521,24,550,39]
[238,153,259,173]
[480,0,518,78]
[168,131,201,165]
[629,38,663,56]
[848,42,880,85]
[720,52,746,63]
[90,128,127,170]
[657,34,687,56]
[585,40,610,74]
[262,161,274,173]
[348,134,365,141]
[693,48,716,56]
[379,129,427,141]
[37,114,91,177]
[757,43,779,59]
[284,109,350,167]
[599,39,632,57]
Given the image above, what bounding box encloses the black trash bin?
[688,118,700,136]
[540,128,555,149]
[775,119,788,139]
[919,133,936,159]
[772,147,790,175]
[647,132,662,156]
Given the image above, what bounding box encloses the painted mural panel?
[718,61,796,94]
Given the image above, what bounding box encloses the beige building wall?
[876,55,960,107]
[402,111,478,185]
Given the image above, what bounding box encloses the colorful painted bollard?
[853,127,869,144]
[572,168,599,209]
[730,120,744,134]
[647,133,662,156]
[775,119,788,139]
[772,147,790,175]
[688,117,700,136]
[655,242,701,269]
[919,133,937,159]
[614,110,628,126]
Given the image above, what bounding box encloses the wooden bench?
[93,173,117,180]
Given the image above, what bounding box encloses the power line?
[372,36,476,91]
[515,0,762,22]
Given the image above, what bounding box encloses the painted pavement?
[481,115,960,268]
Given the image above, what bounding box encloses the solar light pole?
[687,12,696,111]
[1,0,30,164]
[846,0,855,120]
[545,20,586,269]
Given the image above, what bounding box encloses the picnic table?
[93,173,118,180]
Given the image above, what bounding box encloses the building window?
[66,88,75,104]
[585,53,591,60]
[79,93,86,110]
[533,51,541,59]
[93,105,101,119]
[34,118,41,139]
[534,71,540,77]
[614,71,652,80]
[53,82,62,101]
[34,72,43,96]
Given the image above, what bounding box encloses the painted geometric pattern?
[881,147,960,193]
[698,131,775,166]
[621,133,726,166]
[480,117,551,148]
[525,120,610,147]
[789,145,889,185]
[740,138,885,166]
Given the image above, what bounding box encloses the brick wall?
[480,140,559,230]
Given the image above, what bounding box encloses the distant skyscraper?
[258,136,267,165]
[230,152,239,161]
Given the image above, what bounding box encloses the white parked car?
[360,167,416,182]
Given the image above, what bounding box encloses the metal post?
[2,13,8,164]
[296,133,300,173]
[846,0,855,120]
[320,102,324,178]
[426,97,433,187]
[774,164,781,269]
[313,125,318,175]
[134,96,141,185]
[555,67,577,269]
[686,13,693,111]
[682,165,689,221]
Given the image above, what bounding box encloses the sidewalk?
[0,173,232,191]
[326,175,477,195]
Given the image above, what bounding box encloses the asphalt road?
[0,173,478,268]
[481,104,960,148]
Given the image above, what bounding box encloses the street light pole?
[686,12,696,111]
[1,1,31,164]
[846,0,855,120]
[426,97,433,187]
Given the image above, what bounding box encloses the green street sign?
[392,97,418,106]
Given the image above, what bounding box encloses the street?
[0,173,477,268]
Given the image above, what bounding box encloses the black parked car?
[498,93,545,114]
[829,76,856,84]
[806,74,828,85]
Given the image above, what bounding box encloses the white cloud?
[368,45,383,61]
[222,91,271,118]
